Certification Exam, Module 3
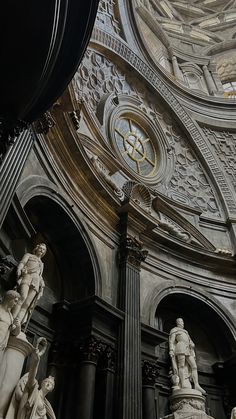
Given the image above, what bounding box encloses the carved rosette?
[142,360,159,386]
[120,236,148,269]
[79,336,104,364]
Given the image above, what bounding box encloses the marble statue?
[6,337,56,419]
[231,408,236,419]
[169,318,206,395]
[0,290,21,353]
[12,244,47,325]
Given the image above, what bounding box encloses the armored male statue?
[169,318,205,394]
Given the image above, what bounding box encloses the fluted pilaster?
[118,214,148,419]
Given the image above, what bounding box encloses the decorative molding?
[203,128,236,195]
[95,0,121,36]
[69,110,81,131]
[123,181,152,213]
[91,155,124,200]
[90,28,236,215]
[75,49,222,217]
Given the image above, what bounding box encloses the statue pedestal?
[0,332,33,419]
[163,389,215,419]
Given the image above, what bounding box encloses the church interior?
[1,1,236,418]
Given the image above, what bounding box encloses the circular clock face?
[114,117,157,177]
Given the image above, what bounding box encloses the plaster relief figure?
[6,337,56,419]
[12,244,47,325]
[0,290,21,353]
[169,318,206,395]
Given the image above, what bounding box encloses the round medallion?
[114,117,157,177]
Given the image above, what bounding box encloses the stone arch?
[15,176,103,300]
[143,281,236,342]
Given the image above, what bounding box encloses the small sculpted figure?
[231,408,236,419]
[6,337,56,419]
[169,318,206,395]
[0,290,21,354]
[12,244,47,324]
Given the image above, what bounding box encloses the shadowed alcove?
[24,195,96,305]
[154,293,236,419]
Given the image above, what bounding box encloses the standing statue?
[6,337,56,419]
[0,290,21,354]
[169,318,206,395]
[12,244,47,325]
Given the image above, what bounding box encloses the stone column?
[142,360,159,419]
[96,345,115,419]
[203,65,217,96]
[77,336,103,419]
[118,214,148,419]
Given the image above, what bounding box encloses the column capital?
[142,360,160,386]
[120,236,148,269]
[79,336,104,363]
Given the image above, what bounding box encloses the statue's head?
[33,243,47,258]
[176,318,184,328]
[231,407,236,419]
[41,375,55,395]
[3,290,21,309]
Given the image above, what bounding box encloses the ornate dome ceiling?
[134,0,236,95]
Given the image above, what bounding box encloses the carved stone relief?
[164,125,221,218]
[74,50,142,110]
[95,0,121,36]
[91,155,125,200]
[203,128,236,193]
[75,50,221,218]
